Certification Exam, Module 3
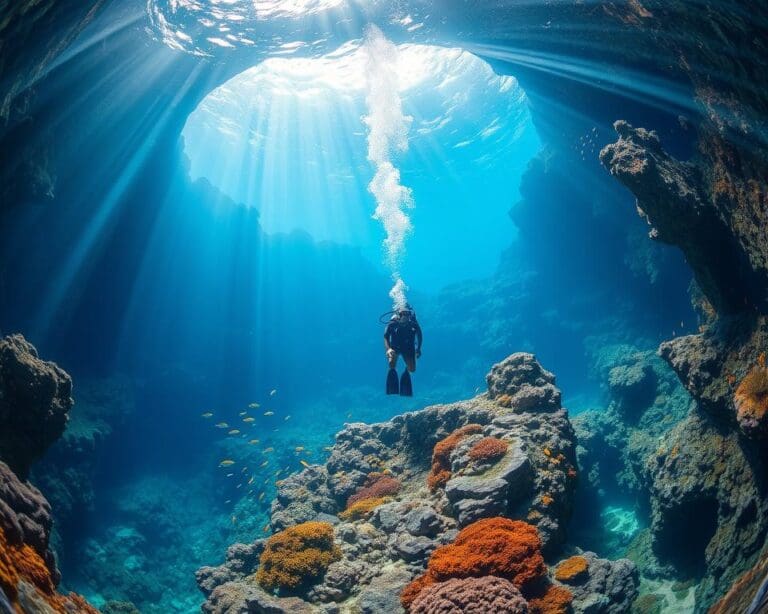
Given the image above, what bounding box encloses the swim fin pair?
[386,369,413,396]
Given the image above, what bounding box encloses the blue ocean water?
[0,1,723,612]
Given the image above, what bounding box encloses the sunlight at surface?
[182,41,538,291]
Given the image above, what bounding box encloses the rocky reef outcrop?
[0,333,98,613]
[198,354,638,613]
[0,334,73,480]
[600,10,768,605]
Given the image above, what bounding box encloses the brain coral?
[256,521,341,593]
[554,555,589,582]
[401,518,546,608]
[427,424,483,491]
[347,473,401,507]
[735,364,768,435]
[410,576,528,613]
[468,437,508,463]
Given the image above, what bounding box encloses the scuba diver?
[383,304,422,396]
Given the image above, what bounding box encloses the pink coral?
[410,576,528,613]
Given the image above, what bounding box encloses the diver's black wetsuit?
[384,316,422,361]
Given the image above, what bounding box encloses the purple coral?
[410,576,528,613]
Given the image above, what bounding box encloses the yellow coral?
[554,555,589,582]
[339,497,389,521]
[256,521,341,593]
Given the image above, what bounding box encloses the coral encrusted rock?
[197,354,639,614]
[0,334,73,479]
[646,411,768,607]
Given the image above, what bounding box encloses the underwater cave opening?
[656,498,719,579]
[180,39,541,293]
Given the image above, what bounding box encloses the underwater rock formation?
[0,334,73,480]
[646,411,768,606]
[198,354,641,613]
[0,334,99,612]
[0,446,97,613]
[601,22,768,603]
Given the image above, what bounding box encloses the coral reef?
[401,518,546,608]
[410,576,529,613]
[256,521,342,593]
[198,354,638,613]
[0,335,73,479]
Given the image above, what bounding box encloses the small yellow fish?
[260,460,269,468]
[284,415,291,421]
[295,447,305,452]
[323,446,333,452]
[263,524,270,533]
[249,403,260,409]
[228,429,241,435]
[239,411,247,416]
[236,484,242,489]
[201,412,213,418]
[300,460,311,468]
[219,459,235,467]
[248,477,254,485]
[263,447,274,453]
[243,417,255,423]
[270,389,277,396]
[248,439,260,445]
[231,516,237,524]
[258,492,265,501]
[215,422,229,428]
[263,411,274,417]
[226,473,234,477]
[224,499,231,504]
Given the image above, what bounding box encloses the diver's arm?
[415,322,423,356]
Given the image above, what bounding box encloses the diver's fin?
[386,368,399,395]
[399,370,413,397]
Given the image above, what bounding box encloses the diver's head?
[397,304,415,321]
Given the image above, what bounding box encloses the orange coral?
[0,528,98,613]
[339,497,389,521]
[541,494,554,506]
[427,424,483,491]
[734,365,768,430]
[554,555,589,582]
[347,473,401,507]
[256,521,341,593]
[401,518,546,608]
[528,584,573,614]
[468,437,508,462]
[496,394,513,407]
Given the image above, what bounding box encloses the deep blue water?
[0,1,707,612]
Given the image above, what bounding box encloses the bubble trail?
[362,24,413,309]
